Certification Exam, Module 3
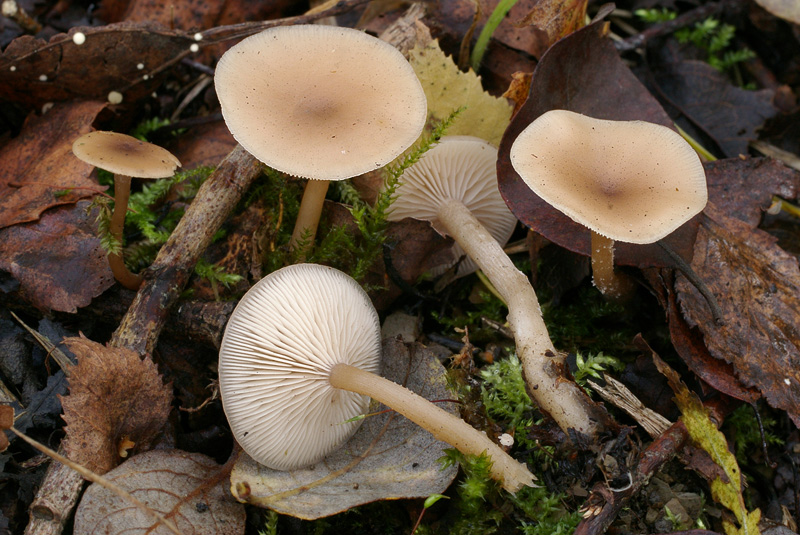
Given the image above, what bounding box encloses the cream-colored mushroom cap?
[387,136,517,276]
[72,131,181,178]
[214,25,427,181]
[509,110,707,244]
[218,263,382,471]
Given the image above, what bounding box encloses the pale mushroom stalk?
[328,363,535,493]
[107,174,142,290]
[219,263,534,496]
[288,179,330,256]
[590,232,636,302]
[436,198,602,437]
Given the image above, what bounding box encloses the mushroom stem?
[436,197,605,439]
[289,179,330,259]
[108,175,143,291]
[590,231,635,303]
[328,362,535,493]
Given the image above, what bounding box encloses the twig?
[615,2,720,53]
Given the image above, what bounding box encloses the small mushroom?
[385,136,605,439]
[213,25,427,257]
[219,263,535,493]
[510,110,707,301]
[72,131,181,290]
[388,136,517,277]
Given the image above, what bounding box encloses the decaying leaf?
[675,202,800,427]
[497,18,699,268]
[654,355,762,535]
[0,101,106,229]
[408,29,512,146]
[0,23,194,108]
[74,449,245,535]
[516,0,587,58]
[0,202,115,313]
[230,339,459,519]
[653,60,778,158]
[60,336,172,474]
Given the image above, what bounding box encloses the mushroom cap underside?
[509,110,707,244]
[387,135,517,277]
[218,263,382,471]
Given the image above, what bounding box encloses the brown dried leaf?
[0,101,106,229]
[653,60,778,158]
[676,203,800,426]
[0,202,115,312]
[0,23,192,108]
[74,449,245,535]
[497,18,697,268]
[516,0,587,58]
[168,120,237,170]
[61,336,172,474]
[230,339,459,519]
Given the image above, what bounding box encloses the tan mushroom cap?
[218,263,382,471]
[387,136,517,277]
[214,24,427,181]
[72,131,181,178]
[509,110,707,244]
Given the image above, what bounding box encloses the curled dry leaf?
[0,23,193,108]
[230,339,459,520]
[60,336,172,474]
[74,449,245,535]
[676,202,800,426]
[497,17,699,268]
[0,100,107,229]
[0,202,115,313]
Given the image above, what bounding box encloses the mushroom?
[72,131,181,290]
[385,136,606,440]
[388,136,517,277]
[213,24,427,257]
[219,263,535,493]
[509,110,707,301]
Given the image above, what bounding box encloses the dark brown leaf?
[705,157,800,227]
[0,202,115,313]
[653,60,778,158]
[0,23,193,108]
[74,449,245,535]
[60,336,172,474]
[0,101,106,229]
[167,120,237,170]
[497,18,698,268]
[230,339,459,519]
[675,203,800,426]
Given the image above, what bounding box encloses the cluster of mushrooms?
[72,24,708,496]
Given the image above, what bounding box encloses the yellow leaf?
[408,38,512,147]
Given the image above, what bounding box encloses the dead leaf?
[60,336,172,474]
[676,203,800,426]
[652,60,778,158]
[230,339,459,519]
[497,18,697,268]
[408,31,512,146]
[167,120,237,170]
[74,449,245,535]
[0,202,115,313]
[0,23,193,108]
[0,101,107,229]
[516,0,587,58]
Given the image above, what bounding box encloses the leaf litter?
[230,339,459,520]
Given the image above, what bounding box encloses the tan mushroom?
[219,263,535,493]
[510,110,707,301]
[213,25,427,257]
[385,136,605,439]
[72,131,181,290]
